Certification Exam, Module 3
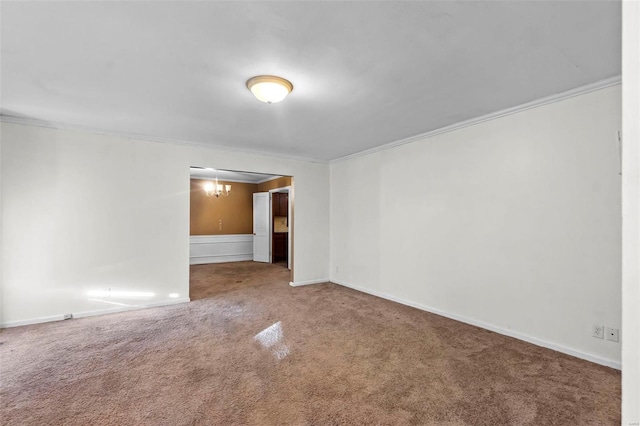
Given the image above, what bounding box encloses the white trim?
[0,298,190,328]
[330,76,622,164]
[268,185,292,194]
[190,176,270,185]
[331,279,621,370]
[257,175,284,184]
[72,298,190,319]
[1,314,68,328]
[0,115,325,164]
[190,254,253,264]
[1,76,620,165]
[190,234,253,244]
[189,234,254,265]
[289,278,329,287]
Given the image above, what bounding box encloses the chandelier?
[203,172,231,198]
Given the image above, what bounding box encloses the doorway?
[269,187,291,269]
[188,167,293,299]
[252,188,292,268]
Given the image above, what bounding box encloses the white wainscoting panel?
[190,234,254,265]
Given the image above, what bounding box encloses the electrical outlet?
[606,327,619,342]
[592,325,604,339]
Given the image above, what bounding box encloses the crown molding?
[330,75,622,164]
[0,115,327,164]
[190,176,268,185]
[189,173,284,184]
[1,75,621,165]
[256,175,285,184]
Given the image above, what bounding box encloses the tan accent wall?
[256,176,292,192]
[190,179,256,235]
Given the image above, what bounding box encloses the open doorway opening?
[188,167,293,300]
[269,187,291,269]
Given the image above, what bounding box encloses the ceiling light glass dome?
[246,75,293,104]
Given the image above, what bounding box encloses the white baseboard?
[72,297,191,319]
[331,279,621,370]
[289,278,329,287]
[1,298,191,328]
[1,314,68,328]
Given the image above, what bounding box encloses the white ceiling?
[190,167,281,184]
[0,1,621,162]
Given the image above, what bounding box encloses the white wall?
[331,85,622,367]
[0,127,3,324]
[0,123,329,326]
[622,0,640,422]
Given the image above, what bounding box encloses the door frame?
[269,186,292,270]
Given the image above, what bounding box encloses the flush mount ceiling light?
[246,75,293,104]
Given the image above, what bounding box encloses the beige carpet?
[0,262,620,425]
